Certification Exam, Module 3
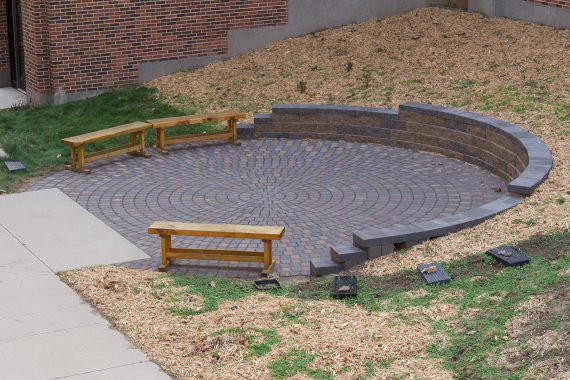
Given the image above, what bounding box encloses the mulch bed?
[150,7,570,277]
[61,7,570,379]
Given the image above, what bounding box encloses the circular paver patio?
[30,139,505,277]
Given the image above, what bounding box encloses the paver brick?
[30,139,505,277]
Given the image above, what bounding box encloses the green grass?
[554,101,570,122]
[271,304,309,325]
[513,218,538,227]
[269,349,332,380]
[423,231,570,379]
[357,358,397,380]
[0,86,225,191]
[153,274,287,316]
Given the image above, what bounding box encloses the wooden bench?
[61,121,152,173]
[148,221,285,276]
[147,110,246,153]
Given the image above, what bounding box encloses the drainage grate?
[417,263,451,285]
[486,245,529,267]
[3,161,26,173]
[253,278,281,290]
[331,275,357,298]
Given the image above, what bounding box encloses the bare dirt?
[493,287,570,379]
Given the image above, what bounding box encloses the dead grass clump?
[524,358,570,380]
[506,294,554,336]
[489,289,570,377]
[402,288,429,299]
[402,302,459,322]
[375,358,455,380]
[169,292,204,312]
[527,330,569,356]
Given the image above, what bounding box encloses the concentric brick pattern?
[30,139,504,277]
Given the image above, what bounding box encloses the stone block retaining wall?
[246,103,552,275]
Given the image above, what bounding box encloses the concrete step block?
[330,245,367,263]
[310,258,342,276]
[354,242,394,259]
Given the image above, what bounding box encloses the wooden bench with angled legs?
[147,110,246,153]
[147,221,285,277]
[61,121,152,173]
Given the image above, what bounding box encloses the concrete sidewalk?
[0,189,172,380]
[0,87,27,110]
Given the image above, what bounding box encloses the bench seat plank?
[148,221,285,240]
[148,111,246,128]
[148,111,246,152]
[61,121,152,147]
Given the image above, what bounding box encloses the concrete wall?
[140,0,445,82]
[469,0,570,29]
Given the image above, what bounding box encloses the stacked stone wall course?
[253,103,551,275]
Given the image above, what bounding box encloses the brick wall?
[523,0,570,8]
[0,3,10,79]
[26,0,287,98]
[21,0,51,94]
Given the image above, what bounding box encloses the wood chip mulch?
[63,7,570,379]
[61,266,454,379]
[151,7,570,277]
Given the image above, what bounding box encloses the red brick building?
[1,0,569,105]
[0,2,12,88]
[1,0,289,104]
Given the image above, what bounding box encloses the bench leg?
[66,145,91,174]
[159,235,172,271]
[261,240,275,277]
[228,119,241,146]
[155,128,169,154]
[67,146,77,169]
[128,131,151,158]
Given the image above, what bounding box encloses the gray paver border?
[246,103,551,275]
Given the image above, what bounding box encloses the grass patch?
[357,358,396,379]
[0,86,223,191]
[424,231,570,378]
[101,231,569,378]
[271,304,309,325]
[554,102,570,122]
[154,275,286,316]
[513,218,538,227]
[288,232,569,377]
[269,349,332,380]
